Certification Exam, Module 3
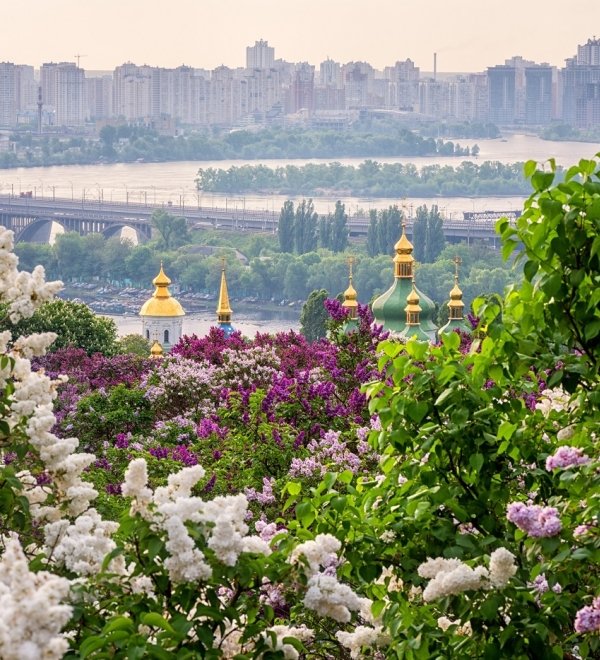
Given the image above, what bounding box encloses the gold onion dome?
[150,339,164,358]
[140,263,185,317]
[438,256,470,336]
[449,276,464,309]
[405,281,422,317]
[342,258,358,319]
[372,220,436,340]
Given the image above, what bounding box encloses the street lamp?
[123,184,129,205]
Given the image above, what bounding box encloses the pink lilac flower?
[506,502,562,538]
[245,477,276,505]
[545,446,590,471]
[574,598,600,634]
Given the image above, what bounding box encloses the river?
[108,314,300,338]
[1,133,599,216]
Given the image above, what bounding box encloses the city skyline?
[2,0,599,72]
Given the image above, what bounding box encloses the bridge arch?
[15,218,66,243]
[102,223,150,243]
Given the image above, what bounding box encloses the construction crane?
[74,54,87,68]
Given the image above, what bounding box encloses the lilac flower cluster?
[288,429,375,479]
[574,597,600,634]
[545,446,590,471]
[245,477,276,506]
[506,502,562,538]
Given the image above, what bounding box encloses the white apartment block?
[41,62,85,126]
[0,63,36,126]
[246,40,275,70]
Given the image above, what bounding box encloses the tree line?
[16,212,516,317]
[278,200,348,254]
[0,124,475,170]
[196,160,535,197]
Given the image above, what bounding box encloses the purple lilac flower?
[105,483,122,496]
[324,298,349,322]
[245,477,276,505]
[115,432,130,449]
[545,446,590,471]
[35,472,52,486]
[149,446,169,459]
[171,445,198,466]
[202,473,217,493]
[506,502,562,538]
[574,598,600,634]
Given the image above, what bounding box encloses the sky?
[2,0,599,73]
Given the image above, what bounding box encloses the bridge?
[0,194,518,244]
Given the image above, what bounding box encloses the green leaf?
[296,501,315,528]
[524,160,537,178]
[407,401,429,424]
[287,481,301,496]
[497,421,516,440]
[469,453,484,472]
[140,612,176,634]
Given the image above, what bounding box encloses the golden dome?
[406,285,421,310]
[448,256,464,310]
[394,223,414,254]
[216,258,233,323]
[448,276,464,308]
[140,263,185,318]
[150,340,163,357]
[393,223,415,277]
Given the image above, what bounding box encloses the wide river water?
[4,132,598,336]
[1,133,599,216]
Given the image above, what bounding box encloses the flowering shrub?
[1,156,600,659]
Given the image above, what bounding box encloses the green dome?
[372,224,437,340]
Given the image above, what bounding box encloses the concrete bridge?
[0,194,518,244]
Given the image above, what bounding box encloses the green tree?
[54,233,86,280]
[117,333,151,356]
[284,260,310,300]
[318,216,332,250]
[294,199,318,254]
[299,288,329,341]
[424,204,445,262]
[366,210,379,257]
[151,210,189,250]
[330,201,349,253]
[412,205,428,262]
[15,243,57,277]
[2,299,118,355]
[278,200,295,253]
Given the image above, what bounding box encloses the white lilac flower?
[0,534,72,660]
[488,548,517,588]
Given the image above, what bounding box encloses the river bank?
[59,284,302,337]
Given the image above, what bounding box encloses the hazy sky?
[3,0,599,72]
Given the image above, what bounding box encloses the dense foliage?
[18,226,515,312]
[196,160,534,197]
[0,298,119,355]
[1,124,474,169]
[0,156,598,658]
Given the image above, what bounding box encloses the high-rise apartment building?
[562,38,600,128]
[487,65,516,124]
[113,63,153,120]
[0,63,18,126]
[41,62,85,126]
[86,75,113,121]
[577,38,600,65]
[0,63,36,126]
[386,59,420,110]
[287,63,314,114]
[524,66,553,125]
[246,40,275,70]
